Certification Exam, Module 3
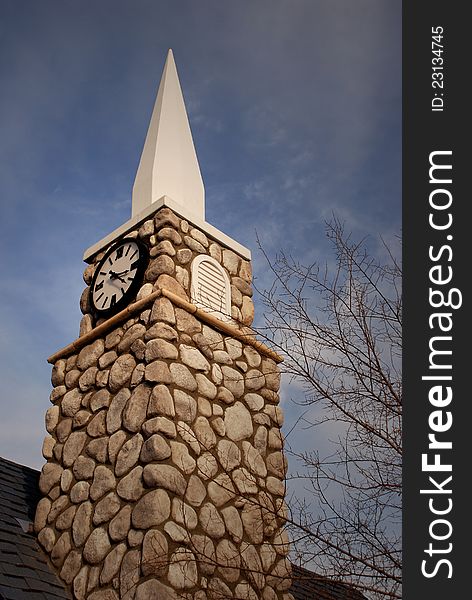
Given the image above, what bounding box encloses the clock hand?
[109,271,128,283]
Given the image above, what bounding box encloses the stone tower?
[35,50,292,600]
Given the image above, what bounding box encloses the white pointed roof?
[83,51,251,262]
[132,49,205,220]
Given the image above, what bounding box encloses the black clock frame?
[89,236,148,318]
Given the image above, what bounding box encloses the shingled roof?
[0,456,366,600]
[290,565,367,600]
[0,456,71,599]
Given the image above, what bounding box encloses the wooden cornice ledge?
[47,288,283,364]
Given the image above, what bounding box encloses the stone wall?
[35,208,293,600]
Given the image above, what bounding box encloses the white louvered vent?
[191,255,231,321]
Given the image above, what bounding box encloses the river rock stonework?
[37,207,292,600]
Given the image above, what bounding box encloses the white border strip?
[83,195,251,262]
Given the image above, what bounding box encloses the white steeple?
[132,49,205,220]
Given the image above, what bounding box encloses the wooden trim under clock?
[47,288,283,364]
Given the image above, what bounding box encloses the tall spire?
[132,49,205,220]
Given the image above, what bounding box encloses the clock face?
[89,238,148,316]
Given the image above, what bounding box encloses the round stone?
[224,402,253,441]
[106,388,131,434]
[240,296,255,326]
[148,385,175,417]
[221,506,243,543]
[120,549,141,599]
[174,389,197,424]
[185,474,206,507]
[150,297,176,325]
[232,468,258,495]
[242,441,267,477]
[132,489,171,529]
[216,539,241,582]
[93,492,121,525]
[221,366,244,397]
[77,339,105,371]
[184,235,205,253]
[192,534,216,575]
[157,274,189,300]
[100,543,127,585]
[109,505,132,542]
[146,255,175,281]
[164,521,190,543]
[45,406,60,433]
[38,527,56,552]
[143,464,186,496]
[83,527,111,564]
[86,436,109,463]
[73,410,92,429]
[61,389,83,417]
[117,324,146,353]
[70,481,90,504]
[170,363,197,390]
[145,360,172,384]
[207,474,236,507]
[98,351,117,369]
[109,354,136,392]
[145,322,178,341]
[39,463,63,495]
[34,497,51,532]
[86,410,107,438]
[190,228,209,247]
[72,501,93,547]
[122,384,151,432]
[176,421,200,455]
[196,374,217,399]
[196,452,218,480]
[216,440,241,471]
[172,498,198,529]
[51,360,66,387]
[142,529,168,576]
[50,532,71,567]
[241,502,264,544]
[177,248,192,264]
[199,502,225,538]
[62,432,87,467]
[266,451,288,478]
[222,249,239,274]
[170,441,196,474]
[245,369,265,391]
[174,309,200,335]
[168,549,197,590]
[90,465,115,501]
[209,243,222,263]
[244,393,264,411]
[145,338,178,362]
[142,416,176,439]
[72,455,95,480]
[115,434,143,477]
[78,366,98,392]
[136,579,177,600]
[141,434,171,462]
[50,385,67,404]
[180,345,210,372]
[56,418,72,443]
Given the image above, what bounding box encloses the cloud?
[0,1,400,472]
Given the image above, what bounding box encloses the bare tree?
[256,219,402,600]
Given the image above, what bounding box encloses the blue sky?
[0,0,401,470]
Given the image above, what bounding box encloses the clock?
[89,237,148,316]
